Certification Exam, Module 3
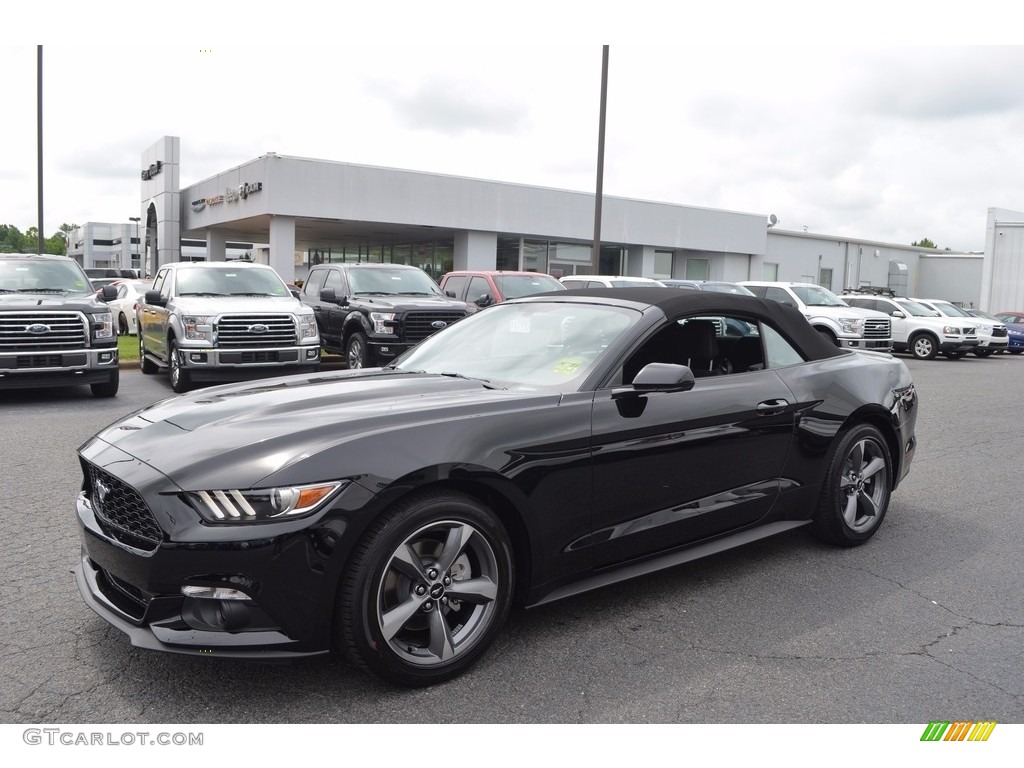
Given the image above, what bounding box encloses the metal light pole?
[591,45,609,275]
[129,216,141,272]
[37,46,44,255]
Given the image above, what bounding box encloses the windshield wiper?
[439,371,500,389]
[396,291,435,296]
[179,291,228,296]
[17,287,74,293]
[353,291,393,296]
[229,292,277,296]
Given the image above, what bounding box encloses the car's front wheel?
[169,339,191,393]
[812,423,892,546]
[338,491,514,687]
[139,334,158,374]
[346,331,369,369]
[909,333,938,360]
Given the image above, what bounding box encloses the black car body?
[74,288,917,685]
[1,253,120,396]
[300,263,470,368]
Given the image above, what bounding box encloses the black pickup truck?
[300,263,471,368]
[0,253,119,396]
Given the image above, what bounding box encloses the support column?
[269,215,297,282]
[207,229,227,262]
[626,245,656,277]
[453,231,498,271]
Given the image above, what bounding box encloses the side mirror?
[100,285,118,301]
[474,293,493,307]
[612,363,696,399]
[891,310,905,318]
[290,289,301,299]
[320,288,347,305]
[144,289,165,307]
[445,289,457,298]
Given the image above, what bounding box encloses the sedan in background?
[989,311,1024,354]
[74,288,917,687]
[106,279,152,335]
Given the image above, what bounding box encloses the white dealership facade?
[119,136,995,307]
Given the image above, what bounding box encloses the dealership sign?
[192,182,262,212]
[141,161,163,181]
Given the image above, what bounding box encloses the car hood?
[348,295,468,311]
[808,305,889,319]
[86,370,550,489]
[0,290,99,308]
[169,295,309,314]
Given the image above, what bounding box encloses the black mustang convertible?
[74,288,917,686]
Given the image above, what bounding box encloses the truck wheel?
[139,334,158,374]
[118,313,129,336]
[347,331,369,369]
[817,328,838,346]
[169,339,192,393]
[91,369,119,398]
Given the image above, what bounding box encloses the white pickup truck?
[138,261,320,392]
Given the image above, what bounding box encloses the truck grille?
[402,311,467,343]
[863,318,891,338]
[992,327,1008,338]
[84,463,163,552]
[217,314,297,348]
[0,311,88,352]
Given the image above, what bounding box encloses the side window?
[764,287,794,306]
[153,270,170,300]
[323,268,346,296]
[561,279,586,289]
[745,285,767,298]
[467,276,491,303]
[443,275,469,300]
[302,268,327,300]
[761,324,806,368]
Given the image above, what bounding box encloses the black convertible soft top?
[534,286,849,362]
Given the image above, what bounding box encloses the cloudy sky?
[2,7,1021,254]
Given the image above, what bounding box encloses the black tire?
[338,490,514,687]
[909,333,938,360]
[1010,349,1024,355]
[118,313,129,336]
[944,351,966,360]
[817,328,838,347]
[346,331,369,369]
[139,334,158,374]
[973,349,993,358]
[812,423,892,547]
[168,339,191,393]
[90,369,119,398]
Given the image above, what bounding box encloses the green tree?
[0,224,26,253]
[912,238,937,249]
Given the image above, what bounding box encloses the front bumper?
[177,344,321,377]
[367,340,414,365]
[844,337,892,351]
[939,339,979,353]
[0,346,118,388]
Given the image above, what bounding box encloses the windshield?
[0,259,91,293]
[392,301,638,391]
[610,278,666,287]
[895,299,940,317]
[791,285,847,306]
[704,282,756,296]
[930,301,973,318]
[348,267,443,296]
[493,274,565,299]
[176,266,289,297]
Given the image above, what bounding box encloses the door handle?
[756,399,789,416]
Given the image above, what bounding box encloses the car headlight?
[89,311,113,340]
[369,311,397,334]
[942,325,961,335]
[182,314,215,341]
[838,318,864,334]
[185,481,347,523]
[297,310,318,339]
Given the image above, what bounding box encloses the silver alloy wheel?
[911,334,936,359]
[347,334,366,369]
[836,436,889,534]
[376,519,500,667]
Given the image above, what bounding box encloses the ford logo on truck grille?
[248,323,270,334]
[26,323,51,334]
[431,321,448,330]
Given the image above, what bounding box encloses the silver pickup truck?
[138,261,320,392]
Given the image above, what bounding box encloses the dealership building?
[77,135,1006,309]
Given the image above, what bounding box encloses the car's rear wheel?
[139,334,158,374]
[909,333,938,360]
[169,339,191,393]
[338,491,513,687]
[812,423,892,547]
[346,331,369,369]
[118,313,129,336]
[974,349,993,357]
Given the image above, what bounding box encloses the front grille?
[863,318,891,338]
[85,463,163,551]
[992,327,1008,338]
[401,311,467,343]
[0,311,88,352]
[217,314,297,348]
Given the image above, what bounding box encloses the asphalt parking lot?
[1,354,1022,724]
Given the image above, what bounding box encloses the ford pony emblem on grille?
[94,476,110,512]
[26,323,51,334]
[248,323,270,334]
[431,320,448,330]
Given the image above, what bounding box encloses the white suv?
[559,275,666,289]
[912,298,1007,358]
[841,293,979,360]
[740,281,892,351]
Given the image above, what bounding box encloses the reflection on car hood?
[0,291,96,306]
[88,370,545,489]
[348,295,467,311]
[170,295,307,313]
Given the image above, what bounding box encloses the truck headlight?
[185,481,348,523]
[297,310,318,339]
[369,311,397,334]
[89,311,113,340]
[838,318,864,334]
[183,315,215,341]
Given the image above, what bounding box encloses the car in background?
[106,278,152,335]
[559,275,666,289]
[842,292,980,360]
[73,287,917,687]
[912,298,1005,357]
[661,279,756,295]
[740,281,892,351]
[994,312,1024,354]
[967,309,1022,355]
[440,270,564,310]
